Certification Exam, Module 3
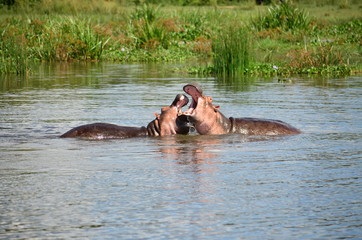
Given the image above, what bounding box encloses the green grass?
[0,21,31,75]
[0,0,361,76]
[251,1,311,32]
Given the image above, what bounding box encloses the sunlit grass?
[251,1,311,32]
[0,0,361,75]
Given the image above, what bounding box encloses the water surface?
[0,63,361,239]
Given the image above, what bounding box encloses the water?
[0,63,361,239]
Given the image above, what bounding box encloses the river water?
[0,63,361,239]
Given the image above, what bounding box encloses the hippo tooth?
[182,108,194,115]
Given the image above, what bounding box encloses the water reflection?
[215,75,260,92]
[158,135,219,162]
[155,134,287,173]
[1,63,359,93]
[1,63,208,93]
[213,74,360,93]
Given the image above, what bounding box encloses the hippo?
[60,94,190,139]
[182,82,301,136]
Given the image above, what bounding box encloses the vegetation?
[251,1,311,32]
[212,26,250,76]
[0,0,361,77]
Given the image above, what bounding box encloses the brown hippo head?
[147,94,190,136]
[183,82,301,136]
[182,82,231,135]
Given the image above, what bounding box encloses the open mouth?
[171,94,189,115]
[182,82,203,115]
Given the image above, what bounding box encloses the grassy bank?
[0,0,361,76]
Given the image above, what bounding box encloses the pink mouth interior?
[175,94,189,109]
[183,85,202,115]
[171,94,189,115]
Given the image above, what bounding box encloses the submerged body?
[229,117,301,135]
[60,123,148,139]
[183,82,301,136]
[61,94,190,139]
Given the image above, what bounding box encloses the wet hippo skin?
[60,123,148,139]
[60,94,190,139]
[182,82,301,136]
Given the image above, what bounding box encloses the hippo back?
[60,123,148,139]
[230,117,301,136]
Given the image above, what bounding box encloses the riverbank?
[0,1,361,76]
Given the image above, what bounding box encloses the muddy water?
[0,63,361,239]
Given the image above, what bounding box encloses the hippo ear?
[154,113,161,119]
[206,96,213,103]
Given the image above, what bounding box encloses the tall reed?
[212,26,250,76]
